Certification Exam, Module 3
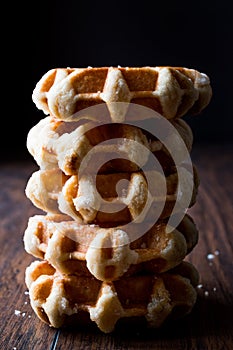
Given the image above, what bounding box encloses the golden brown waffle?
[25,165,199,224]
[32,66,212,122]
[23,213,198,281]
[25,260,199,333]
[26,116,193,175]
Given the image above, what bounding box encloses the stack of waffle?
[24,66,212,333]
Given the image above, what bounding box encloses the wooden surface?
[0,144,233,350]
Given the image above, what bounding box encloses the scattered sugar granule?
[24,301,27,305]
[14,310,21,316]
[28,315,31,318]
[24,291,29,295]
[213,287,217,292]
[22,313,26,317]
[204,291,209,297]
[197,284,203,289]
[214,250,220,256]
[13,347,17,350]
[207,253,215,260]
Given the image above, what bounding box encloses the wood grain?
[0,144,233,350]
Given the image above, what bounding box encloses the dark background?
[3,0,232,162]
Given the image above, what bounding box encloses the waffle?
[25,165,199,224]
[23,212,198,281]
[26,116,193,175]
[25,259,199,333]
[32,66,212,122]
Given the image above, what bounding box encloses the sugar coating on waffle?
[32,66,212,122]
[23,213,198,281]
[25,165,199,224]
[26,116,193,174]
[25,260,199,333]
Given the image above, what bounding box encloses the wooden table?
[0,144,233,350]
